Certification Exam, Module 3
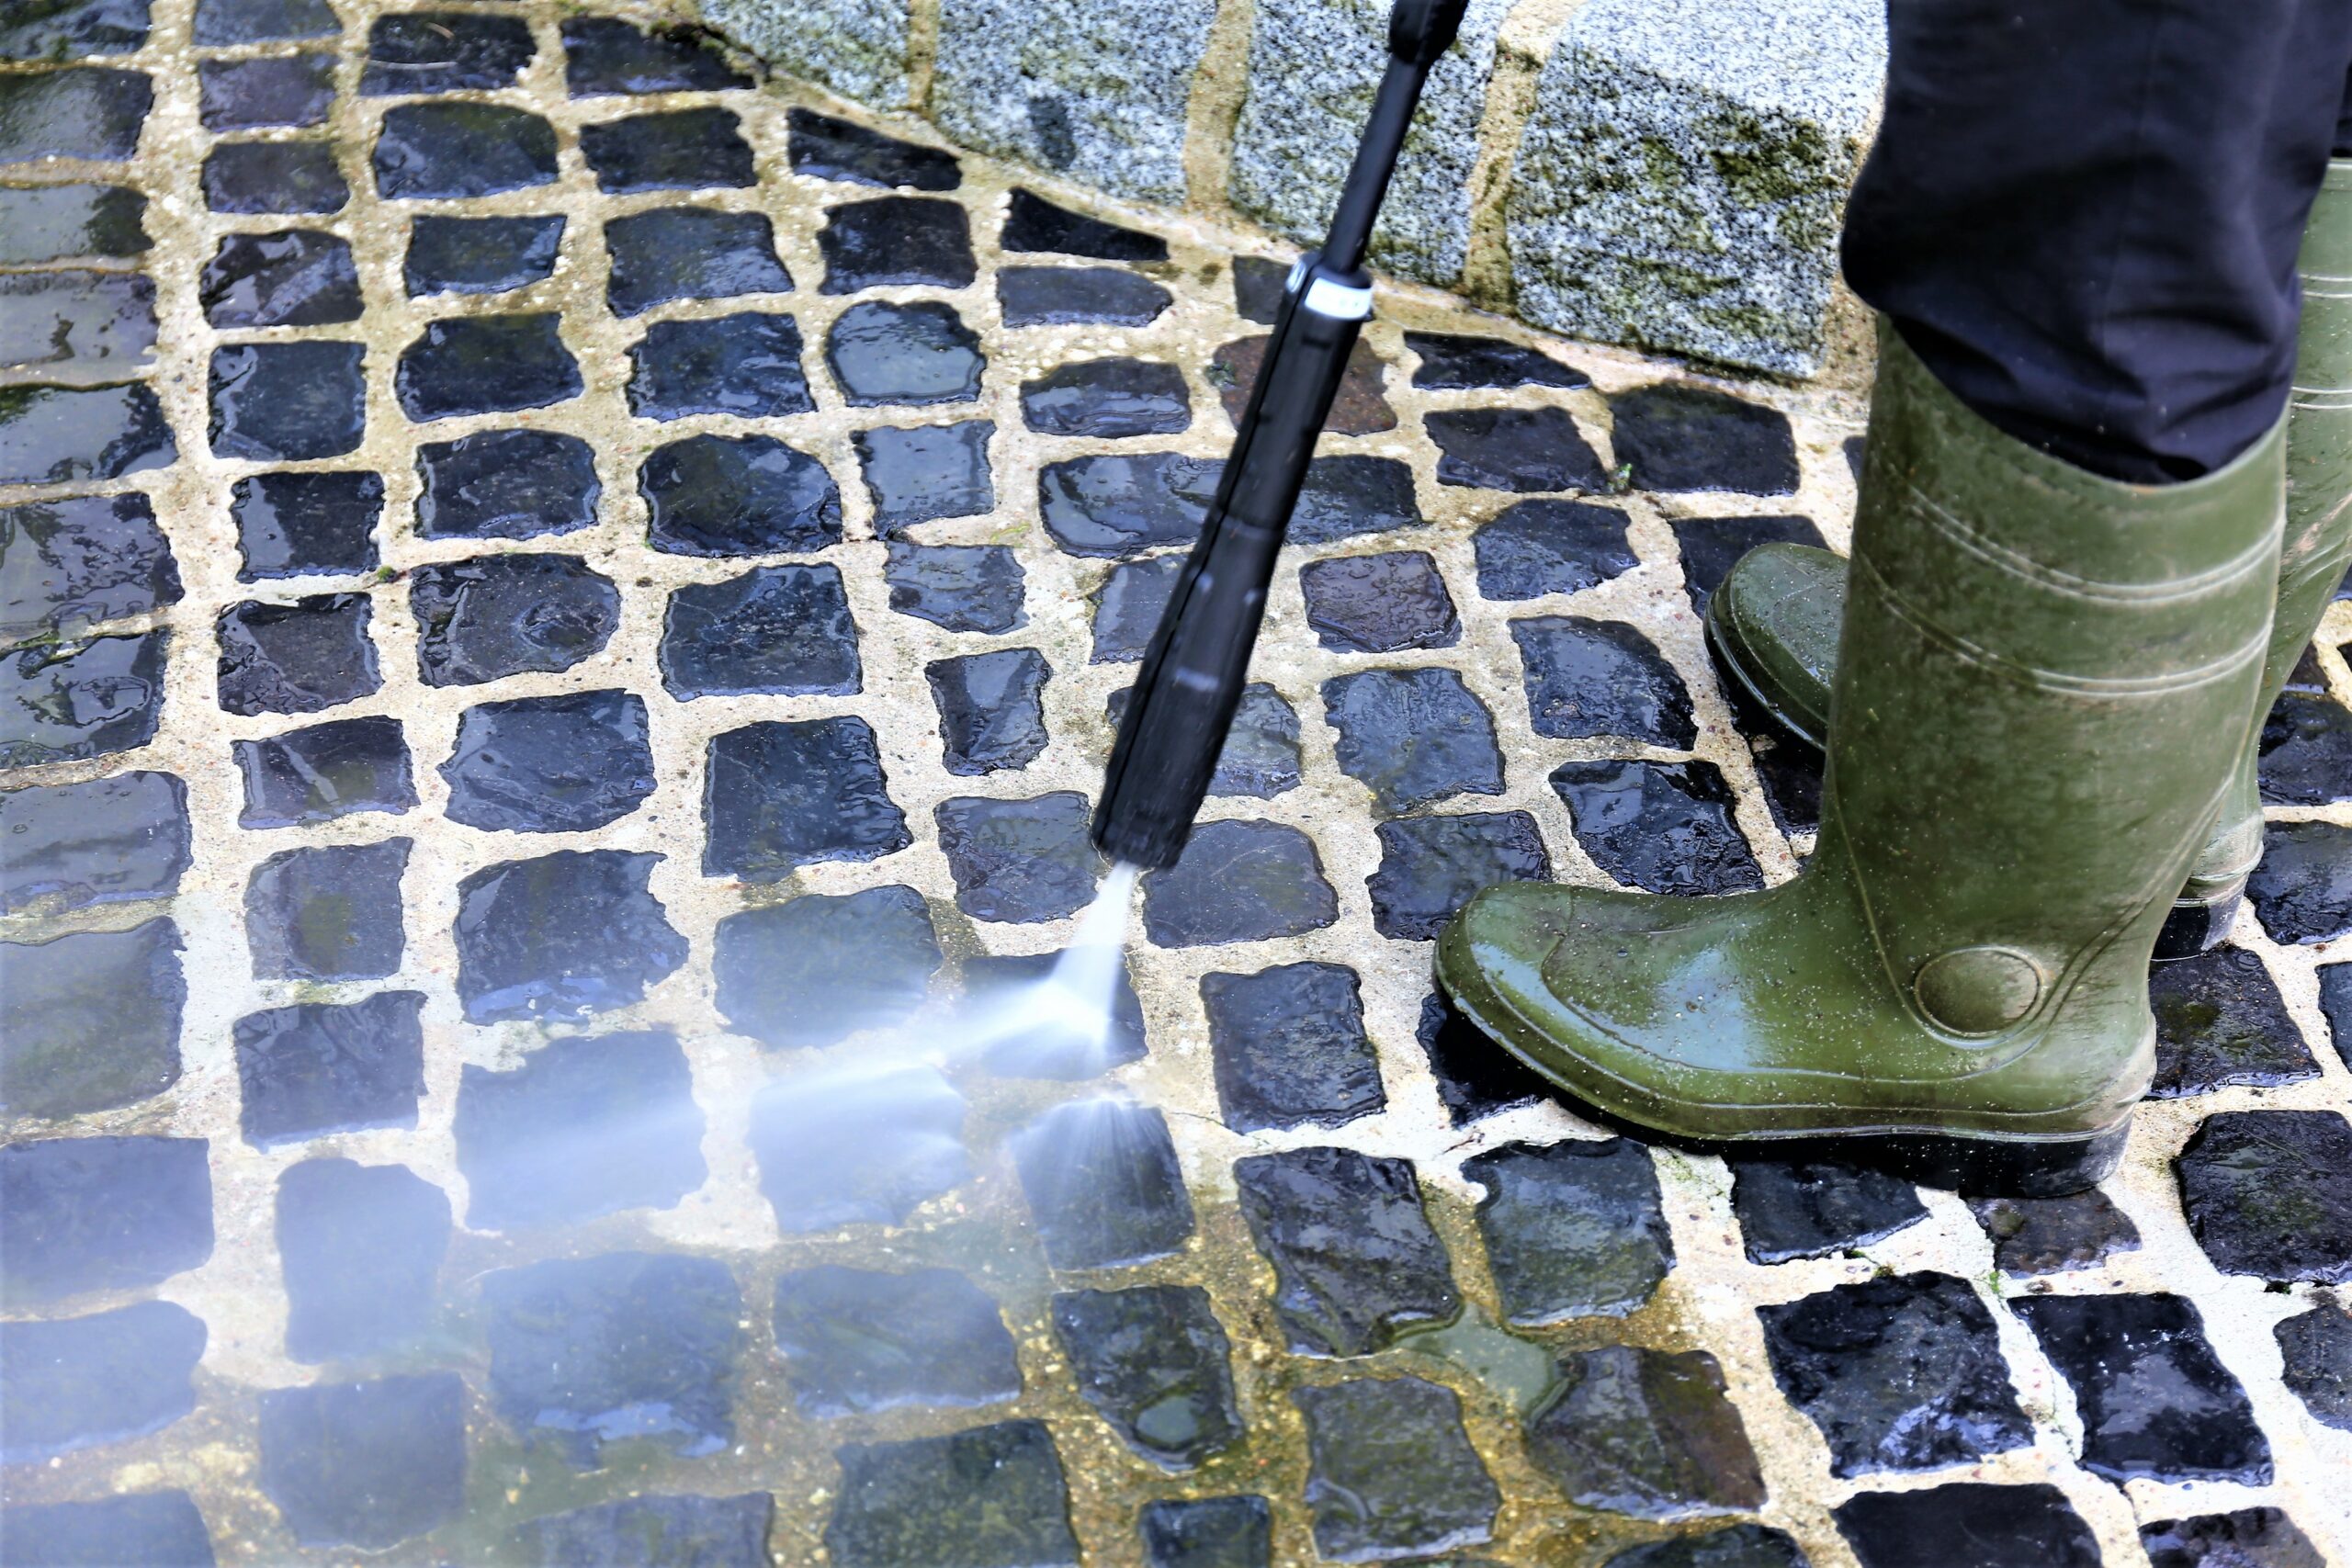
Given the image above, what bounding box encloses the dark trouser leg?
[1842,0,2352,483]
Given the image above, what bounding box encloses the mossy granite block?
[931,0,1214,205]
[698,0,911,107]
[1228,0,1510,288]
[1505,0,1884,375]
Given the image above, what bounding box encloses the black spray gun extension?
[1091,0,1473,870]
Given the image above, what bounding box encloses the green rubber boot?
[1706,159,2352,961]
[1436,327,2285,1196]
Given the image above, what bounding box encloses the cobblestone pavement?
[6,2,2352,1564]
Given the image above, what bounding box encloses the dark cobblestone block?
[1043,451,1220,557]
[1601,1525,1809,1568]
[0,1301,203,1463]
[716,886,940,1047]
[275,1156,449,1362]
[2150,945,2318,1096]
[234,990,424,1147]
[819,196,976,292]
[663,566,860,696]
[1368,810,1550,941]
[3,919,180,1117]
[3,632,164,764]
[0,269,153,376]
[0,69,151,163]
[362,10,533,95]
[705,719,908,879]
[773,1265,1019,1416]
[642,432,840,556]
[210,341,365,459]
[928,648,1048,774]
[1669,514,1829,617]
[628,311,813,420]
[0,382,172,485]
[214,445,359,563]
[1405,330,1588,389]
[198,54,334,130]
[0,183,149,265]
[196,0,334,44]
[1211,334,1392,434]
[1289,453,1424,545]
[1,492,179,644]
[1466,1138,1673,1323]
[2275,1303,2352,1430]
[1000,264,1170,327]
[1524,1346,1766,1521]
[234,715,415,827]
[1748,737,1824,838]
[216,592,378,716]
[857,420,994,532]
[200,230,357,328]
[404,213,564,297]
[2284,643,2330,693]
[417,428,600,541]
[1726,1157,1928,1264]
[1323,667,1501,812]
[2260,693,2352,804]
[483,1251,742,1468]
[787,105,956,187]
[455,1031,705,1230]
[410,553,619,684]
[0,0,149,59]
[1834,1483,2098,1568]
[1967,1189,2142,1275]
[398,313,580,420]
[1109,682,1300,798]
[1512,615,1694,745]
[1091,553,1182,660]
[1759,1272,2029,1476]
[828,1421,1079,1568]
[747,1063,968,1229]
[257,1375,466,1550]
[0,1135,210,1307]
[2325,963,2352,1069]
[1003,187,1166,261]
[1139,1496,1271,1568]
[582,107,754,193]
[0,770,186,915]
[374,102,556,198]
[964,950,1148,1078]
[454,850,685,1022]
[605,207,790,316]
[441,690,654,834]
[203,139,346,213]
[885,541,1024,631]
[245,840,408,980]
[1300,549,1459,653]
[563,17,749,96]
[1611,383,1799,495]
[0,1492,214,1568]
[2177,1110,2352,1282]
[1023,358,1191,437]
[1014,1099,1194,1269]
[936,793,1099,922]
[1233,1145,1455,1355]
[2142,1506,2326,1568]
[1418,990,1551,1124]
[1554,760,1764,896]
[1052,1284,1241,1470]
[514,1495,774,1568]
[2249,820,2352,943]
[1295,1378,1498,1562]
[1201,962,1383,1134]
[827,299,984,406]
[1475,498,1638,600]
[1428,406,1605,491]
[2014,1291,2269,1483]
[1141,818,1339,946]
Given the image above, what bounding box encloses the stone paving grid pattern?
[2,2,2350,1565]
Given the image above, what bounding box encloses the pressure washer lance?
[1091,0,1473,870]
